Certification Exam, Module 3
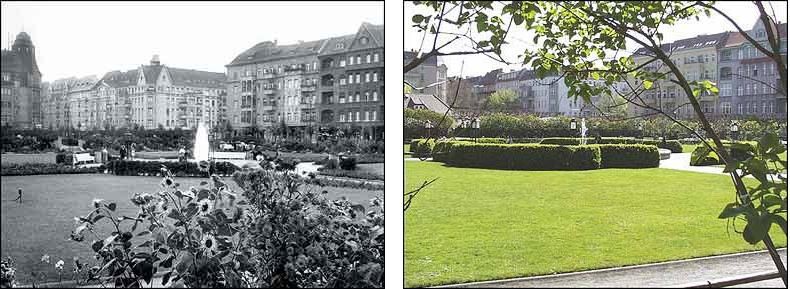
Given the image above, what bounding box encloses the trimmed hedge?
[540,137,683,153]
[1,163,106,176]
[690,141,757,166]
[106,160,239,177]
[445,143,602,170]
[597,144,659,168]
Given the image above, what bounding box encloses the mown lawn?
[404,144,411,158]
[682,144,697,153]
[404,161,787,287]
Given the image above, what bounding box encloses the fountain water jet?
[194,123,209,162]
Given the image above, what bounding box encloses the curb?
[432,248,787,288]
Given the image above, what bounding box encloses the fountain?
[580,118,588,145]
[194,123,210,162]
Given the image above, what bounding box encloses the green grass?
[1,174,381,283]
[404,161,787,287]
[1,153,56,165]
[681,144,697,153]
[404,144,411,158]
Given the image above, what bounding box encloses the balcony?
[301,85,316,92]
[262,88,277,95]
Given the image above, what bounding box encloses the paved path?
[660,153,787,179]
[435,249,787,288]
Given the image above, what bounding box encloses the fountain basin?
[659,148,671,160]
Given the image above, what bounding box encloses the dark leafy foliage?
[106,160,238,177]
[597,144,660,168]
[0,163,106,176]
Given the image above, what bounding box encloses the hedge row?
[106,160,239,177]
[598,144,660,168]
[690,141,758,166]
[540,137,683,153]
[444,143,602,170]
[1,163,106,176]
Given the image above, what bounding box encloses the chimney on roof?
[151,54,160,66]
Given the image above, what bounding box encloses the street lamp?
[638,122,644,138]
[730,121,739,141]
[570,118,577,137]
[424,120,434,138]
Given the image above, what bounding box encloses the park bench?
[73,153,95,165]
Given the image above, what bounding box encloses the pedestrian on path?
[13,188,22,203]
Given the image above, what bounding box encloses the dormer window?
[336,43,344,49]
[360,37,369,45]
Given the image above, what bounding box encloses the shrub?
[1,163,105,176]
[106,160,238,177]
[233,170,384,287]
[409,139,435,158]
[56,152,74,164]
[597,144,659,168]
[1,257,17,288]
[445,143,602,170]
[404,108,455,139]
[339,154,357,170]
[690,141,758,166]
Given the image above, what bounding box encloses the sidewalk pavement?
[659,153,787,179]
[434,249,787,288]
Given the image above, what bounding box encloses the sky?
[404,1,788,78]
[1,1,383,82]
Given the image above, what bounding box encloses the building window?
[348,74,353,84]
[752,64,758,76]
[373,72,378,82]
[348,111,352,122]
[366,54,371,63]
[340,78,346,85]
[737,86,743,96]
[355,93,360,102]
[355,74,360,83]
[340,59,346,67]
[365,72,370,82]
[355,111,359,122]
[373,53,379,62]
[720,83,731,96]
[372,110,377,121]
[356,55,361,64]
[364,91,369,102]
[721,102,731,114]
[348,56,354,65]
[372,91,378,101]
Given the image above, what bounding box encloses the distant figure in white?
[194,123,209,162]
[580,118,588,145]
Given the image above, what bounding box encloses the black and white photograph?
[1,1,384,288]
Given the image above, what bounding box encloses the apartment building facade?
[226,23,383,139]
[43,56,226,131]
[1,32,42,128]
[317,23,385,140]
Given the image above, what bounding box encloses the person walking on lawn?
[13,188,22,203]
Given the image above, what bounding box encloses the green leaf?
[591,71,600,80]
[742,213,770,244]
[513,13,524,25]
[718,202,746,219]
[412,15,424,23]
[643,80,653,89]
[762,195,783,208]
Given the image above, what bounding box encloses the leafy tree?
[484,89,520,113]
[408,1,788,283]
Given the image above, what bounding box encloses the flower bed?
[317,168,385,181]
[0,163,106,176]
[105,160,238,177]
